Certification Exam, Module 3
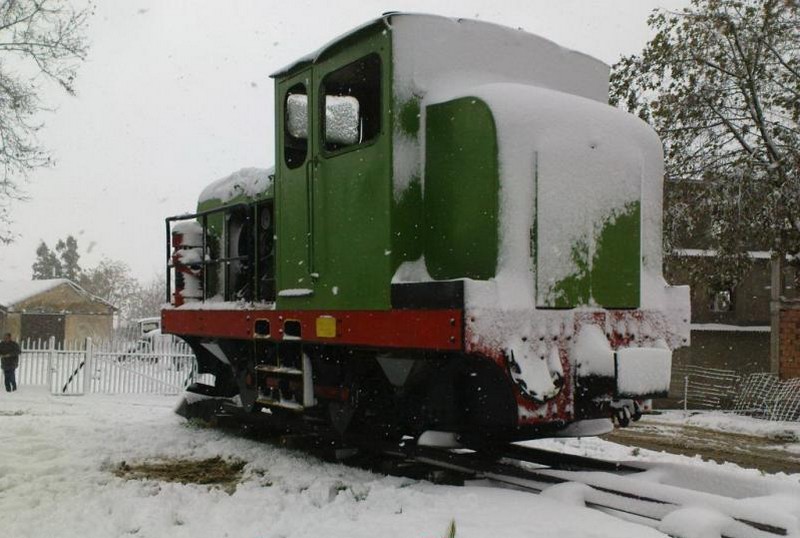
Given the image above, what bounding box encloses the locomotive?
[163,13,690,446]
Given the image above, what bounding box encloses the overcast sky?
[0,0,690,284]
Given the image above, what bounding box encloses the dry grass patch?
[115,456,246,493]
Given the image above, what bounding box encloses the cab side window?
[321,54,381,153]
[284,83,308,168]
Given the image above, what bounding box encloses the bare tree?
[127,276,166,321]
[611,0,800,284]
[79,258,140,324]
[0,0,92,242]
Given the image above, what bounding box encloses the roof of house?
[0,279,116,310]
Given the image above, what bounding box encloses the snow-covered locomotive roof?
[272,13,609,102]
[198,167,274,205]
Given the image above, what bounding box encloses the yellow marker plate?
[316,316,337,338]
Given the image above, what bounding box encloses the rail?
[384,443,799,538]
[194,397,800,538]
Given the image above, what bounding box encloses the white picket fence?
[18,337,213,395]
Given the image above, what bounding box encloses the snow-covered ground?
[0,388,797,538]
[650,410,800,441]
[530,410,800,470]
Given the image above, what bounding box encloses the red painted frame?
[162,308,463,351]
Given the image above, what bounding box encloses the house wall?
[5,282,115,345]
[674,331,770,372]
[21,313,65,344]
[5,313,21,341]
[668,330,770,399]
[65,314,113,343]
[667,257,774,325]
[664,180,800,379]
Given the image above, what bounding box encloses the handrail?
[165,203,252,304]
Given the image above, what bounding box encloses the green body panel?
[389,94,423,275]
[390,179,423,271]
[275,28,392,310]
[275,68,315,298]
[547,202,641,308]
[423,98,499,280]
[590,202,641,307]
[398,98,421,137]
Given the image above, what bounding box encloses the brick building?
[665,180,799,380]
[779,303,800,379]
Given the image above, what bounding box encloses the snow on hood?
[198,167,274,205]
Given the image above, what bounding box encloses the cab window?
[320,54,381,153]
[284,83,308,169]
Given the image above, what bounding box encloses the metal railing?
[165,203,251,304]
[673,364,800,421]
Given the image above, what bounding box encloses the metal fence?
[18,337,213,395]
[673,365,800,421]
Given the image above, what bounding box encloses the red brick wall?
[779,308,800,379]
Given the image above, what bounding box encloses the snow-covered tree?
[0,0,92,243]
[610,0,800,285]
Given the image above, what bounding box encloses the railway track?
[197,398,800,538]
[377,442,800,538]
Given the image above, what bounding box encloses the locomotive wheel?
[615,407,631,428]
[328,400,356,436]
[325,362,402,442]
[631,401,643,422]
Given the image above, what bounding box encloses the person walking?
[0,333,20,392]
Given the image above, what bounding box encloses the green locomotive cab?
[164,14,690,444]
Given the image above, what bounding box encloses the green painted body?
[424,98,499,280]
[191,16,644,313]
[275,27,392,310]
[544,203,641,308]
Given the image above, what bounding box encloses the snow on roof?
[0,279,72,307]
[272,13,606,82]
[198,167,274,205]
[0,279,116,309]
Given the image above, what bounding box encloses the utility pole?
[770,253,781,375]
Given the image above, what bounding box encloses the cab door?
[312,47,391,310]
[276,68,316,300]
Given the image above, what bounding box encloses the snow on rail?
[404,445,800,538]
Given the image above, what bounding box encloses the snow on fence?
[19,337,213,395]
[673,365,800,422]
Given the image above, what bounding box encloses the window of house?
[709,288,734,312]
[320,53,381,153]
[284,83,308,169]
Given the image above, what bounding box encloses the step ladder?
[255,349,315,411]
